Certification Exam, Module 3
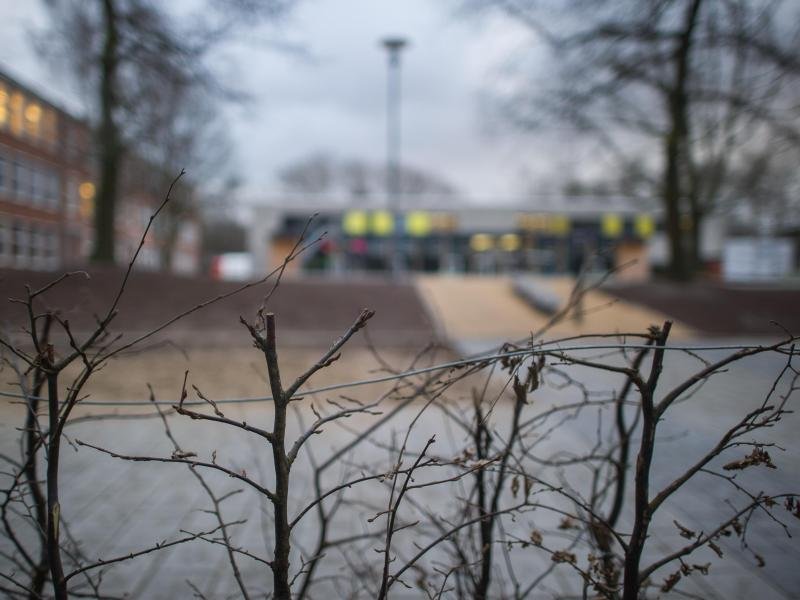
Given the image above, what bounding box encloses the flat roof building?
[248,195,658,282]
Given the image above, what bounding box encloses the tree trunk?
[264,314,292,599]
[26,372,49,599]
[663,133,689,280]
[45,371,67,600]
[661,0,704,281]
[92,0,121,264]
[689,205,703,273]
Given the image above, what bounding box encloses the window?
[67,176,79,216]
[0,221,6,264]
[47,228,59,269]
[0,152,6,193]
[38,166,56,210]
[9,92,24,137]
[20,160,32,201]
[24,102,42,140]
[30,165,41,206]
[29,224,39,267]
[40,168,51,208]
[179,223,198,245]
[0,84,8,129]
[12,160,23,199]
[51,171,62,210]
[12,221,27,267]
[43,109,57,147]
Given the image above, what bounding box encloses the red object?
[349,238,368,254]
[209,256,222,279]
[320,239,335,254]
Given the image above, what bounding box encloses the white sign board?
[722,238,794,282]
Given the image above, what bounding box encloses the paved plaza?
[1,271,798,598]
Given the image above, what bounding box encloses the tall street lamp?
[381,36,408,276]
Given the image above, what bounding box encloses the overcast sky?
[0,1,609,204]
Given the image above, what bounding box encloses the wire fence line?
[1,341,793,408]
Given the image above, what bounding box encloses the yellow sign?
[343,210,368,236]
[634,214,654,238]
[431,212,457,231]
[406,211,432,237]
[371,210,394,236]
[548,215,570,236]
[499,233,520,252]
[470,233,493,252]
[602,214,623,238]
[518,213,570,236]
[518,213,547,231]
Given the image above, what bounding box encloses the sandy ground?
[0,343,457,425]
[415,274,694,343]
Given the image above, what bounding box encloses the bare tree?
[278,153,337,195]
[138,82,237,270]
[476,0,800,279]
[37,0,290,264]
[728,141,800,232]
[278,153,458,199]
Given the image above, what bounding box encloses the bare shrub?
[1,176,798,598]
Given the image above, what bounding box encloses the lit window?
[79,181,95,201]
[24,103,41,138]
[0,84,7,128]
[43,109,57,146]
[80,186,95,218]
[10,92,24,136]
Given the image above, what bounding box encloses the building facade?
[0,70,93,270]
[249,196,657,282]
[0,69,200,274]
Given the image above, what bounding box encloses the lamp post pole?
[381,36,407,276]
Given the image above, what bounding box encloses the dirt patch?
[0,268,438,347]
[606,281,800,336]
